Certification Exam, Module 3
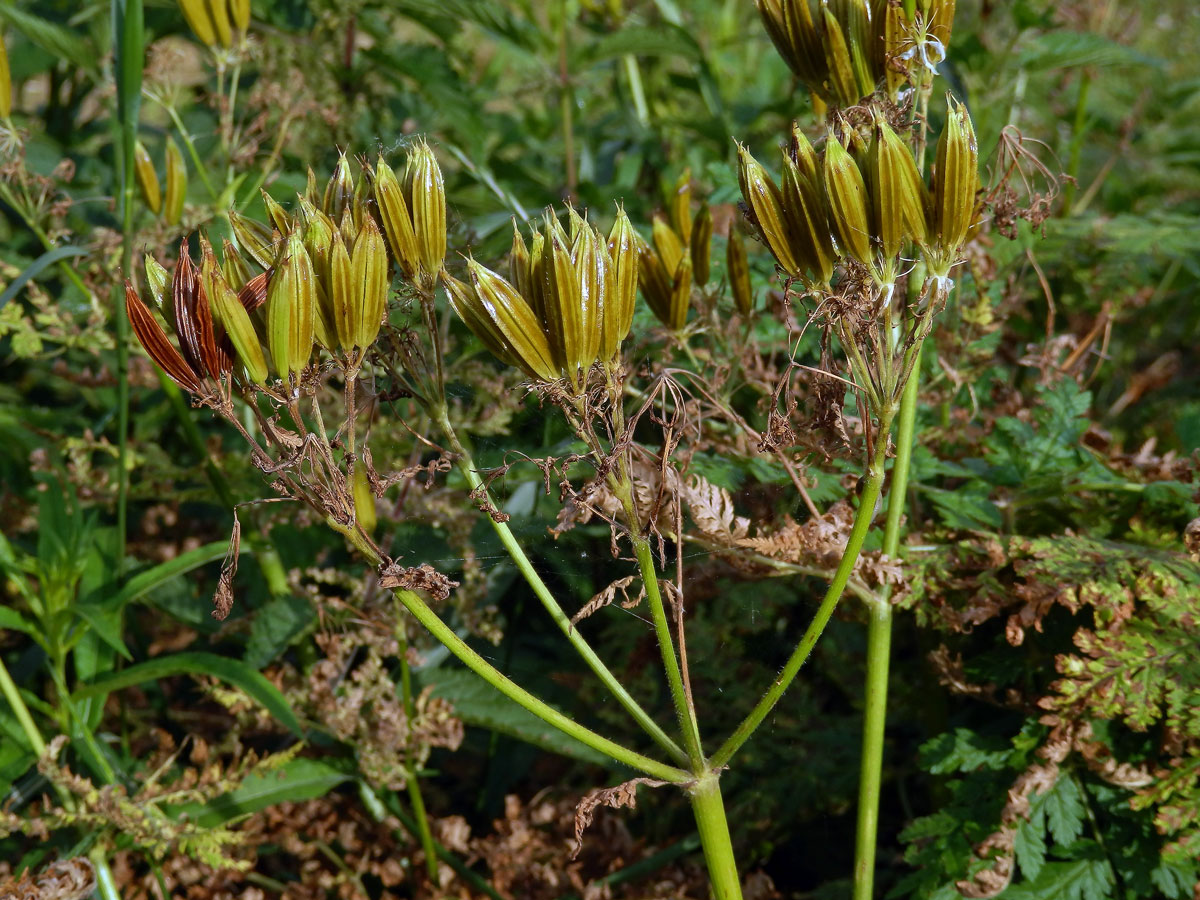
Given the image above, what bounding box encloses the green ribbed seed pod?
[781,153,836,285]
[637,230,675,327]
[789,122,820,185]
[207,0,233,48]
[932,97,978,260]
[870,116,929,255]
[651,214,685,278]
[178,0,217,48]
[540,224,580,377]
[726,227,753,317]
[822,137,873,267]
[0,30,11,119]
[164,137,187,226]
[229,0,250,32]
[602,205,638,363]
[266,229,316,378]
[229,209,277,270]
[403,139,447,284]
[351,215,389,352]
[509,221,532,300]
[328,231,354,353]
[575,221,605,377]
[373,155,419,281]
[666,253,692,332]
[220,239,251,292]
[200,237,268,385]
[464,258,558,381]
[669,170,693,245]
[324,152,354,222]
[442,270,522,369]
[737,144,800,276]
[134,142,161,215]
[261,190,292,235]
[690,204,713,287]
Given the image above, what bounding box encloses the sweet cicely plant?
[123,0,981,895]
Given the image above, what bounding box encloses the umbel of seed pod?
[373,139,446,290]
[923,96,978,278]
[884,0,957,96]
[266,229,317,380]
[126,240,266,395]
[755,0,890,109]
[737,137,834,288]
[444,205,638,390]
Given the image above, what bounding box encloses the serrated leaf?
[1014,803,1047,882]
[422,668,609,767]
[919,728,1012,774]
[1001,857,1115,900]
[244,594,315,669]
[1045,775,1086,848]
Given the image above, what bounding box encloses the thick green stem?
[853,347,921,899]
[331,511,687,781]
[631,535,705,772]
[709,418,893,771]
[393,607,439,882]
[430,409,687,765]
[389,582,688,783]
[689,774,743,900]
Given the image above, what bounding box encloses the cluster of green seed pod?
[738,100,977,289]
[134,137,187,225]
[443,205,639,392]
[128,142,448,393]
[178,0,250,50]
[634,171,712,332]
[756,0,956,108]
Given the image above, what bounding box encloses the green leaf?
[0,246,89,310]
[0,605,37,636]
[580,25,702,65]
[422,668,609,767]
[1044,775,1086,848]
[0,6,95,73]
[168,758,350,828]
[1001,857,1115,900]
[73,652,303,736]
[1017,32,1156,71]
[244,594,315,669]
[919,728,1012,774]
[1014,802,1047,882]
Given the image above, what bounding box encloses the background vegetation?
[1,1,1198,898]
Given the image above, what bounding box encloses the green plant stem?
[163,104,218,200]
[328,517,688,782]
[430,407,687,765]
[368,783,506,900]
[709,415,894,771]
[393,608,439,882]
[0,654,47,756]
[90,846,121,900]
[689,774,743,900]
[622,54,650,127]
[391,582,688,782]
[1062,69,1092,214]
[631,534,705,772]
[852,352,920,900]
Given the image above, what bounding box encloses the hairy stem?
[690,774,744,900]
[709,414,894,771]
[631,533,705,772]
[430,407,687,765]
[853,347,922,899]
[328,518,689,783]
